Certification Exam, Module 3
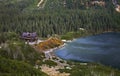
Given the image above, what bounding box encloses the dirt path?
[37,0,44,7]
[37,0,47,8]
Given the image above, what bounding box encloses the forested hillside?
[0,1,120,76]
[0,0,120,37]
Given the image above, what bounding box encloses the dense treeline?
[0,0,120,37]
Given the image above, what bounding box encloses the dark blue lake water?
[54,32,120,69]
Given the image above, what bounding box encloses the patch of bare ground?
[115,5,120,13]
[40,65,70,76]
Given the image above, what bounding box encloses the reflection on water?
[54,32,120,69]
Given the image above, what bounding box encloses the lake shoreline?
[54,32,120,70]
[43,43,66,59]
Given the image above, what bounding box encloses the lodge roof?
[21,32,37,38]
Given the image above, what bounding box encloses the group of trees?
[0,0,120,37]
[0,57,47,76]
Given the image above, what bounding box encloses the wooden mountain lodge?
[21,32,38,42]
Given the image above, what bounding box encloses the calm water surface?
[54,32,120,69]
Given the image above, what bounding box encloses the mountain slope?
[0,1,120,76]
[0,57,47,76]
